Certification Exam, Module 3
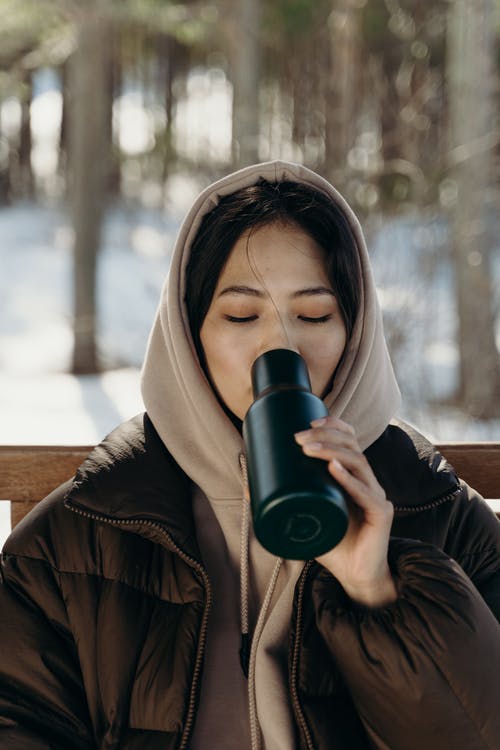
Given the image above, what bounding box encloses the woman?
[0,161,499,750]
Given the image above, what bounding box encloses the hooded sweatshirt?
[140,160,401,749]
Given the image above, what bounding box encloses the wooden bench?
[0,442,499,532]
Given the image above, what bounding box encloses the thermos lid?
[251,349,312,398]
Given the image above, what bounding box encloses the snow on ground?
[0,199,184,543]
[0,200,499,544]
[0,368,143,444]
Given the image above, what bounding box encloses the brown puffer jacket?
[0,413,499,749]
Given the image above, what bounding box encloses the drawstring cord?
[239,453,284,750]
[248,555,283,750]
[239,486,251,678]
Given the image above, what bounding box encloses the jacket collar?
[65,414,460,553]
[64,413,199,558]
[365,418,459,508]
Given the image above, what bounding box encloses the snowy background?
[1,198,499,546]
[1,69,498,545]
[2,198,498,445]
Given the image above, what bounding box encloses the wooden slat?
[0,446,92,529]
[0,442,499,530]
[437,443,500,500]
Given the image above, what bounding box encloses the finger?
[310,416,355,435]
[328,458,389,512]
[300,443,386,507]
[300,441,369,481]
[295,427,358,451]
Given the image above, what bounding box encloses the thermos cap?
[251,349,312,399]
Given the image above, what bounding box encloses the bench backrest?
[1,442,499,530]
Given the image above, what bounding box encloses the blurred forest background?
[0,0,499,439]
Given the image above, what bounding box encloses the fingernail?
[311,418,326,426]
[294,430,309,441]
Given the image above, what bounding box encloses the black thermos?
[243,348,349,560]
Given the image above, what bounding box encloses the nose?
[257,314,299,358]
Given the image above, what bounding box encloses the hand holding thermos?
[243,348,397,606]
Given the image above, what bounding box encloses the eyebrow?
[217,285,335,299]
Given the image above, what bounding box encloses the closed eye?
[225,314,258,323]
[224,314,332,323]
[298,314,332,323]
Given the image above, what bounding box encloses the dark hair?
[185,179,361,361]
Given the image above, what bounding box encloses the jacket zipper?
[393,484,462,514]
[65,501,212,750]
[290,560,315,750]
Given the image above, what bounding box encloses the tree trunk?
[69,5,110,374]
[231,0,261,167]
[59,62,69,176]
[18,69,34,198]
[324,0,362,192]
[447,0,500,417]
[159,33,176,186]
[106,24,120,197]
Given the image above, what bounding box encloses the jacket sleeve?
[0,550,95,749]
[312,492,500,750]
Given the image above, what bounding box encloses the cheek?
[202,323,246,374]
[200,329,224,381]
[303,330,347,393]
[200,323,254,410]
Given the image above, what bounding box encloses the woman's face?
[200,221,347,421]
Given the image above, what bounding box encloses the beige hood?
[141,160,401,502]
